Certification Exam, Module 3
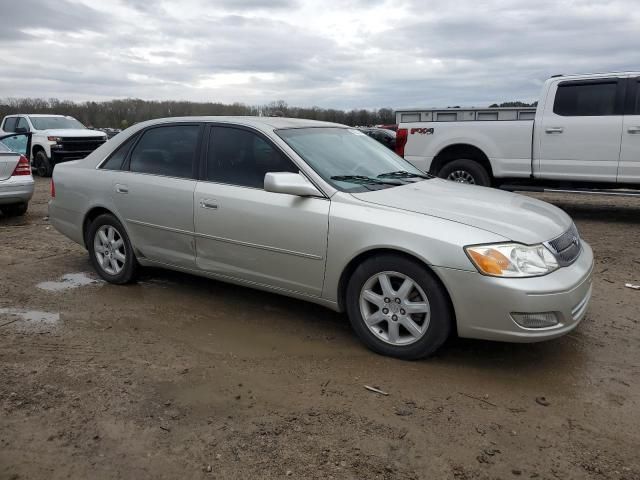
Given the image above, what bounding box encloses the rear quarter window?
[100,133,139,170]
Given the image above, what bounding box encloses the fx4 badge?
[410,127,434,135]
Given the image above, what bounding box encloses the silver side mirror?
[264,172,323,197]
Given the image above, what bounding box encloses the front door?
[619,77,640,184]
[194,125,329,296]
[536,78,624,182]
[111,123,202,269]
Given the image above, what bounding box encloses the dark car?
[358,127,396,150]
[91,127,122,139]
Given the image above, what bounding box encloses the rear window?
[553,81,618,116]
[128,125,199,178]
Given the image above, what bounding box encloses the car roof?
[132,116,346,132]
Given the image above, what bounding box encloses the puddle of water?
[37,272,103,292]
[0,308,60,329]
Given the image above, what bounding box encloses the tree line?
[0,97,538,129]
[0,98,396,129]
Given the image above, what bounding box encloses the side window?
[3,117,17,132]
[129,125,199,178]
[206,127,298,188]
[635,80,640,114]
[553,81,618,116]
[100,133,139,170]
[15,117,29,132]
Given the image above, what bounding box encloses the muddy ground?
[1,177,639,480]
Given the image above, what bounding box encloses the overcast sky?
[1,0,638,109]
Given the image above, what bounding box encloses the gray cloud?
[0,0,638,108]
[0,0,107,38]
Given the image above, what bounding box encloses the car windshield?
[277,127,429,192]
[29,116,85,130]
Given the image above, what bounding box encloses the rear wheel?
[438,159,491,187]
[345,254,452,359]
[1,203,28,217]
[87,213,138,284]
[35,150,53,177]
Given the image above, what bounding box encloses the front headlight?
[465,243,559,277]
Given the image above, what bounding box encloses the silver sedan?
[49,117,593,359]
[0,132,34,216]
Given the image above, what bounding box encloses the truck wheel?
[438,159,491,187]
[345,254,452,360]
[35,150,53,177]
[2,203,28,217]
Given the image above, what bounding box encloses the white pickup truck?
[0,114,107,177]
[395,72,640,191]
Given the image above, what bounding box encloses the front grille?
[59,137,106,153]
[546,223,581,266]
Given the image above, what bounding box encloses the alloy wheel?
[359,271,431,346]
[447,170,476,184]
[93,225,126,275]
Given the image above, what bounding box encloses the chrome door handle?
[628,126,640,134]
[115,184,129,194]
[545,127,564,134]
[200,199,218,210]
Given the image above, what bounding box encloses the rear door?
[194,125,330,296]
[536,77,625,182]
[0,133,31,180]
[619,77,640,183]
[110,123,202,269]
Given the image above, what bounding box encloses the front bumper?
[434,241,594,342]
[0,175,35,205]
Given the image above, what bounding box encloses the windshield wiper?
[330,175,405,186]
[377,170,432,180]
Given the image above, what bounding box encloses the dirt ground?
[1,177,639,480]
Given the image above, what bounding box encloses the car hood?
[350,179,572,244]
[38,129,106,138]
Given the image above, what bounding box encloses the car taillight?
[50,178,56,198]
[12,155,31,176]
[395,128,408,157]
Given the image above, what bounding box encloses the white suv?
[0,115,107,177]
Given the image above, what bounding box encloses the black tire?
[438,159,491,187]
[35,150,53,177]
[345,254,453,360]
[1,202,28,217]
[87,213,138,284]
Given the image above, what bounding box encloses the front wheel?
[345,254,453,359]
[87,213,138,284]
[35,150,53,177]
[438,159,491,187]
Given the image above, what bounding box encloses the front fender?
[322,194,505,304]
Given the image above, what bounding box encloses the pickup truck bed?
[396,107,535,178]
